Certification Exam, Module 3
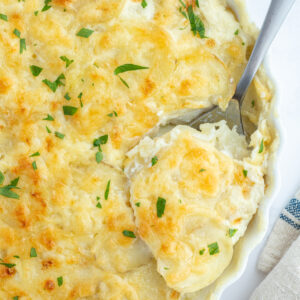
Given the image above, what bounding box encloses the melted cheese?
[0,0,275,298]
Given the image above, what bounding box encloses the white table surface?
[222,0,300,299]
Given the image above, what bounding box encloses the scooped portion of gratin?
[125,123,265,293]
[0,0,276,299]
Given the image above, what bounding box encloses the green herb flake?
[0,177,20,199]
[251,100,255,107]
[242,42,245,46]
[13,255,20,259]
[187,5,206,38]
[13,28,21,38]
[96,151,103,164]
[32,161,37,171]
[30,65,43,77]
[228,228,238,237]
[20,38,26,54]
[243,169,248,178]
[29,152,41,157]
[13,296,19,300]
[42,0,52,12]
[55,131,65,140]
[107,111,118,117]
[43,114,54,121]
[135,202,141,207]
[122,230,136,238]
[63,106,78,116]
[30,247,37,257]
[0,14,8,21]
[258,140,264,153]
[64,93,71,100]
[199,168,206,172]
[0,262,16,268]
[57,276,63,287]
[141,0,147,8]
[195,0,199,7]
[0,171,4,185]
[104,180,110,200]
[60,56,74,68]
[76,28,94,38]
[151,156,158,166]
[46,126,51,133]
[42,73,65,92]
[93,135,108,147]
[114,64,149,76]
[118,76,129,88]
[34,10,39,16]
[208,242,219,255]
[179,0,186,8]
[156,197,166,218]
[199,249,205,255]
[96,202,102,209]
[234,29,239,35]
[164,267,169,270]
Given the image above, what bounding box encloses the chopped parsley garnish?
[46,126,51,133]
[208,242,219,255]
[179,0,186,8]
[114,64,149,75]
[141,0,147,8]
[30,65,43,77]
[151,156,158,166]
[196,0,199,7]
[0,171,4,185]
[228,228,238,237]
[42,0,52,12]
[107,111,118,117]
[122,230,136,238]
[0,176,20,199]
[199,249,205,255]
[251,100,255,107]
[164,267,169,270]
[199,168,206,172]
[34,10,39,16]
[30,247,37,257]
[60,56,74,68]
[76,28,94,38]
[57,276,63,287]
[13,296,19,300]
[63,106,78,116]
[64,93,71,101]
[135,202,141,207]
[234,29,239,35]
[259,139,264,153]
[156,197,166,218]
[93,135,108,147]
[96,202,102,209]
[43,114,54,121]
[0,14,8,21]
[114,64,149,88]
[243,169,248,178]
[13,28,21,38]
[78,92,83,107]
[55,131,65,139]
[13,255,20,259]
[242,42,245,46]
[0,262,16,268]
[20,38,26,54]
[96,151,103,164]
[187,5,206,38]
[42,73,65,92]
[104,180,110,200]
[32,161,37,171]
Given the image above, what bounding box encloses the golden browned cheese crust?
[0,0,275,299]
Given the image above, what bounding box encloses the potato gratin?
[0,0,277,299]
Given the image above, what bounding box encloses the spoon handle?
[234,0,296,104]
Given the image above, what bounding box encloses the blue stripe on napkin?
[279,198,300,230]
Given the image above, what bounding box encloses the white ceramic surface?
[221,0,300,299]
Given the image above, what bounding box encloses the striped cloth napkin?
[251,190,300,299]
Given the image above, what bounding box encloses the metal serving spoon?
[188,0,296,139]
